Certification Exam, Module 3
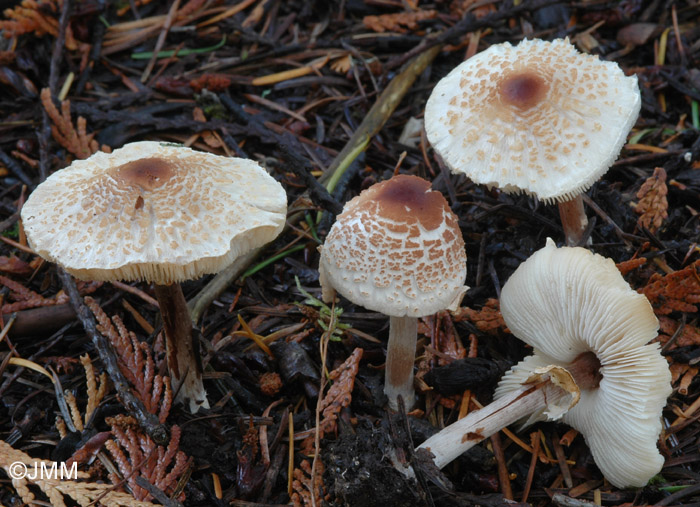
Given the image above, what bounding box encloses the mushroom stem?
[385,316,418,411]
[417,352,600,468]
[558,196,589,246]
[153,283,209,412]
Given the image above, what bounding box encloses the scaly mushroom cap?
[319,174,467,317]
[22,141,287,284]
[425,38,641,203]
[494,239,671,488]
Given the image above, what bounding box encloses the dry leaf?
[192,107,222,148]
[617,23,660,47]
[640,260,700,315]
[635,167,668,233]
[291,459,325,507]
[616,256,647,276]
[453,298,508,335]
[86,297,172,423]
[0,255,34,276]
[363,10,437,33]
[0,439,158,506]
[106,418,190,503]
[41,88,107,159]
[189,73,232,93]
[319,348,362,436]
[330,54,352,74]
[658,316,700,347]
[0,0,78,49]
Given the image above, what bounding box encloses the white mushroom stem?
[558,196,589,247]
[384,316,418,411]
[417,352,600,468]
[153,283,209,412]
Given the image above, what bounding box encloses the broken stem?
[558,195,589,247]
[154,283,209,413]
[418,352,600,468]
[385,316,418,411]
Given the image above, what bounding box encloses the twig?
[319,44,443,193]
[141,0,181,83]
[0,211,20,233]
[490,432,512,500]
[49,0,72,95]
[384,0,562,70]
[57,268,168,445]
[187,248,261,324]
[521,432,541,503]
[0,150,33,188]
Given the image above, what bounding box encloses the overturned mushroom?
[425,38,641,246]
[418,239,671,488]
[319,174,467,410]
[21,141,287,413]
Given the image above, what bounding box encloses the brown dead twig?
[40,88,110,159]
[86,297,173,423]
[0,275,100,313]
[0,439,158,507]
[0,273,68,312]
[0,0,78,49]
[106,415,190,503]
[635,167,669,233]
[363,10,438,33]
[640,260,700,315]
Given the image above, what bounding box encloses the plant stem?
[154,283,209,413]
[558,195,588,246]
[385,316,418,411]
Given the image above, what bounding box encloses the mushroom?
[319,174,468,411]
[417,239,671,488]
[424,38,641,246]
[21,141,287,413]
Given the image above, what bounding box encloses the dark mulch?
[1,0,699,505]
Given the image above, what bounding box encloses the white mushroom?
[424,38,641,246]
[22,141,288,413]
[417,239,671,488]
[319,174,467,410]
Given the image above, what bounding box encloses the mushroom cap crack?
[21,141,287,284]
[319,174,467,317]
[425,38,641,203]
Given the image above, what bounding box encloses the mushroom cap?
[319,174,467,318]
[424,38,641,203]
[21,141,287,284]
[494,238,671,488]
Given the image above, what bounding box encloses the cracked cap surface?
[425,38,641,203]
[319,174,468,317]
[21,141,287,284]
